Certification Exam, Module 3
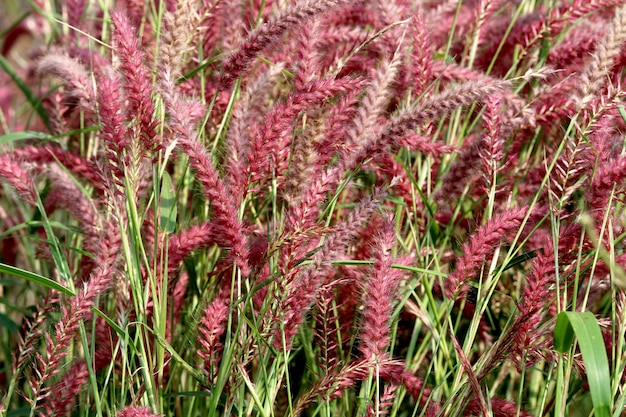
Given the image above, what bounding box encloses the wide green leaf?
[159,171,177,233]
[554,311,612,417]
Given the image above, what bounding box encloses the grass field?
[1,0,626,416]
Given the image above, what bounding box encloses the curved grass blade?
[91,307,136,350]
[0,262,74,296]
[502,249,539,272]
[0,55,50,129]
[178,53,223,83]
[0,312,18,332]
[0,126,98,146]
[554,311,612,417]
[145,324,207,384]
[0,131,54,145]
[0,11,30,40]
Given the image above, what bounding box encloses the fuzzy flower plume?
[224,64,286,200]
[587,155,626,223]
[219,0,352,89]
[36,53,94,109]
[167,222,215,275]
[41,361,89,416]
[165,95,250,276]
[385,79,508,142]
[340,55,402,168]
[197,284,230,382]
[278,188,387,350]
[359,217,402,359]
[158,0,198,78]
[10,145,105,192]
[247,76,366,191]
[96,71,129,184]
[479,95,505,195]
[111,10,160,153]
[510,236,556,364]
[446,206,529,299]
[0,155,38,205]
[576,4,626,106]
[29,222,121,404]
[117,406,162,417]
[284,57,400,232]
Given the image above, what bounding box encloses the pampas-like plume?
[0,155,37,205]
[278,188,387,350]
[479,95,505,197]
[164,94,250,276]
[385,79,508,142]
[197,284,230,382]
[341,56,401,163]
[446,206,528,299]
[167,222,215,275]
[158,0,198,78]
[111,11,160,153]
[219,0,352,89]
[284,57,400,231]
[117,406,162,417]
[224,63,285,201]
[359,217,402,359]
[246,75,366,192]
[29,222,120,405]
[576,4,626,106]
[37,53,94,109]
[41,361,89,416]
[587,155,626,222]
[10,145,105,192]
[97,72,128,184]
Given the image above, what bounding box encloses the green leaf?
[33,190,73,286]
[0,312,18,332]
[618,105,626,125]
[554,311,612,417]
[159,171,177,233]
[0,127,97,146]
[145,324,207,384]
[7,407,31,417]
[178,53,224,83]
[91,307,136,350]
[0,55,50,128]
[0,262,74,296]
[0,131,55,145]
[502,249,539,272]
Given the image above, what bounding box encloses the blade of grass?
[145,324,207,384]
[159,171,177,233]
[0,262,74,296]
[0,11,30,40]
[0,55,50,129]
[0,126,98,145]
[554,311,612,417]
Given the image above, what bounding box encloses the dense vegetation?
[1,0,626,416]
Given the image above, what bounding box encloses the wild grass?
[0,0,625,416]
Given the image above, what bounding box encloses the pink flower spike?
[110,10,160,154]
[359,217,403,359]
[446,206,529,299]
[0,155,38,205]
[117,406,162,417]
[219,0,351,89]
